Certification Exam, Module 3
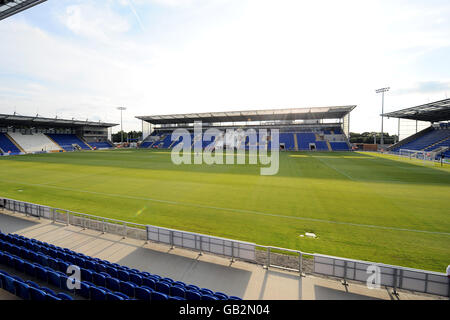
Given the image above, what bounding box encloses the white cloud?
[58,3,131,42]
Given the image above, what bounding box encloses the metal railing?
[0,197,448,297]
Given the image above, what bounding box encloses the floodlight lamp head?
[376,87,390,94]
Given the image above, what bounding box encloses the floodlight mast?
[376,87,390,145]
[117,107,127,144]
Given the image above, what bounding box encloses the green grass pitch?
[0,149,449,272]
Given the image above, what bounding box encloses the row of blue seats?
[330,142,350,151]
[0,249,134,301]
[0,268,73,301]
[0,238,178,301]
[393,128,450,152]
[47,134,91,151]
[1,232,241,301]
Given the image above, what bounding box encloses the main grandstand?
[0,114,116,156]
[384,98,450,161]
[137,106,355,152]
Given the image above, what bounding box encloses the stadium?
[0,0,449,305]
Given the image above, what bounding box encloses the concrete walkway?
[0,211,443,300]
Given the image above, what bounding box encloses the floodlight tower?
[117,107,127,144]
[376,87,390,145]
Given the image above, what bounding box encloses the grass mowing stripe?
[1,178,448,236]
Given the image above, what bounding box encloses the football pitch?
[0,149,449,272]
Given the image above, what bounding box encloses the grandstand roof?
[0,0,46,21]
[383,98,450,122]
[136,106,356,125]
[0,114,118,128]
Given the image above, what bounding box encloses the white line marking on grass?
[1,178,449,236]
[313,155,356,181]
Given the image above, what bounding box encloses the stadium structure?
[0,114,116,155]
[137,105,355,152]
[0,0,46,21]
[384,98,450,161]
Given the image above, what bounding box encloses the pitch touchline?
[1,179,449,236]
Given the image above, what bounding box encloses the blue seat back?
[93,273,106,287]
[106,277,121,292]
[29,287,47,301]
[106,292,124,301]
[129,273,143,286]
[155,281,171,295]
[186,290,201,300]
[171,285,186,299]
[90,286,107,301]
[15,282,30,300]
[142,277,155,289]
[120,281,136,297]
[135,287,151,301]
[151,291,168,301]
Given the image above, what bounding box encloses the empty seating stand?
[8,132,61,153]
[330,142,350,151]
[0,231,242,301]
[393,127,450,152]
[46,134,92,151]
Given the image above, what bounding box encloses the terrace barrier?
[0,197,448,297]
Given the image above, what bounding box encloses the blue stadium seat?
[29,287,47,301]
[48,271,62,289]
[73,281,89,299]
[25,280,40,289]
[143,277,156,290]
[106,277,121,292]
[57,293,74,300]
[129,273,143,286]
[106,292,125,301]
[105,266,118,278]
[200,288,214,296]
[171,285,186,299]
[151,291,168,301]
[155,281,171,295]
[118,270,130,282]
[135,287,152,301]
[13,257,25,273]
[202,294,219,301]
[47,257,59,271]
[90,286,107,301]
[214,292,229,300]
[93,272,107,287]
[120,281,136,298]
[81,268,93,282]
[46,294,62,301]
[35,266,48,282]
[186,284,200,291]
[186,290,201,300]
[85,260,97,272]
[14,281,31,300]
[113,292,130,300]
[75,257,86,269]
[58,261,70,273]
[1,274,16,294]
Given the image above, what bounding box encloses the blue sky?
[1,0,449,134]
